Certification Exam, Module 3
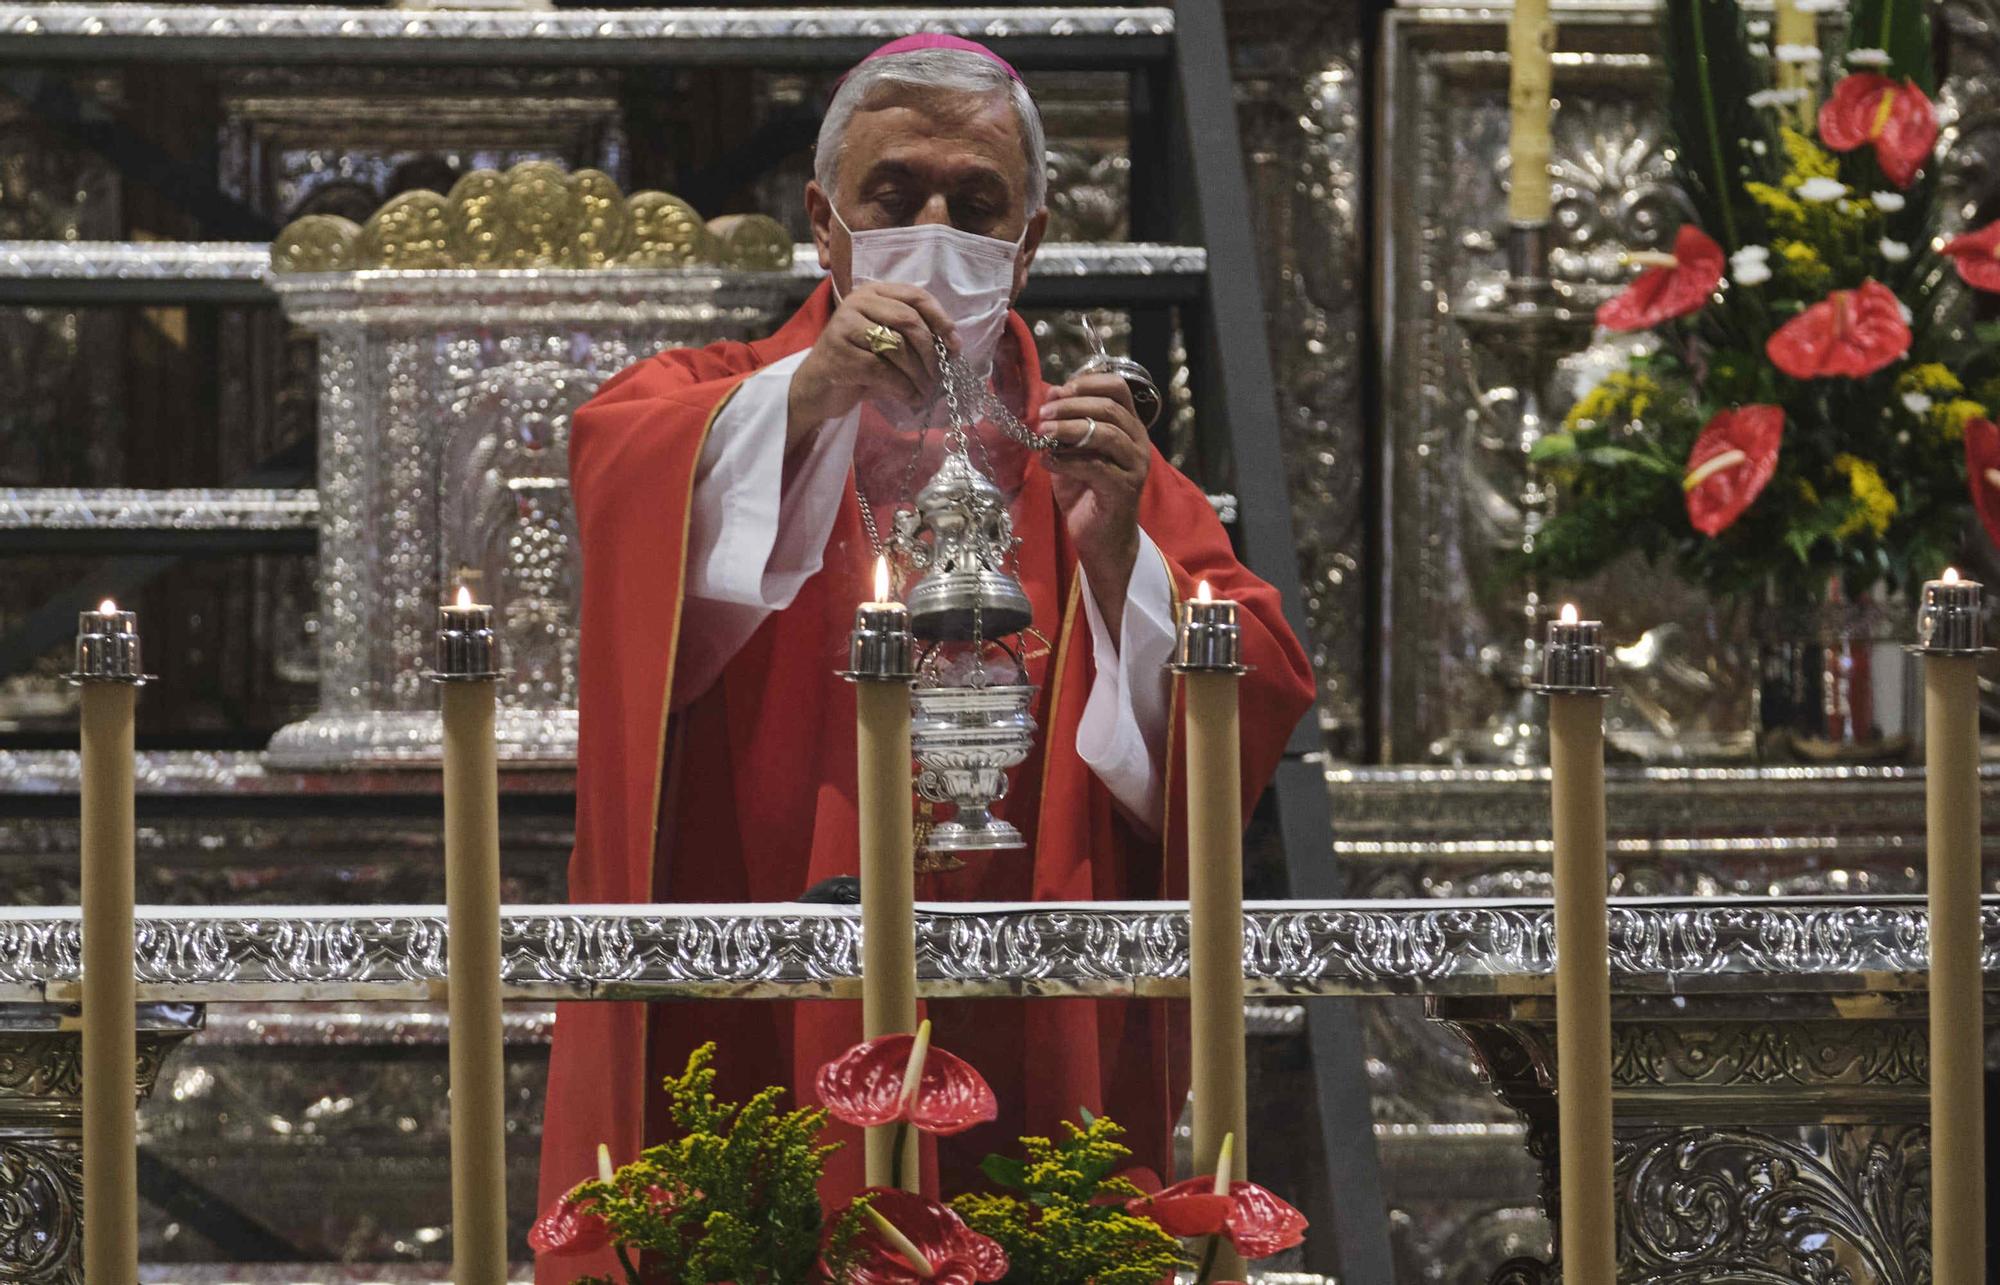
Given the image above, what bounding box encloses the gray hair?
[815,48,1048,214]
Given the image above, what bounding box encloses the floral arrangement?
[1524,0,2000,604]
[535,1023,1308,1285]
[948,1112,1187,1285]
[531,1042,837,1285]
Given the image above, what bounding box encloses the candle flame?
[455,584,474,609]
[874,554,891,604]
[1559,602,1579,625]
[1196,579,1213,604]
[1944,566,1960,585]
[98,598,117,615]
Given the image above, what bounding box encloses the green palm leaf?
[1657,0,1777,252]
[1846,0,1936,93]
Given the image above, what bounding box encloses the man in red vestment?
[538,34,1314,1281]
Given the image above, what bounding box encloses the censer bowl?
[911,683,1037,853]
[905,569,1035,642]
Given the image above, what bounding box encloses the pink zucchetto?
[841,33,1023,85]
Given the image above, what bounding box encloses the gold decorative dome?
[270,160,792,273]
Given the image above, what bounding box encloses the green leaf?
[1529,433,1581,463]
[1078,1105,1096,1126]
[1657,0,1775,252]
[980,1153,1027,1190]
[1847,0,1936,93]
[1581,445,1676,474]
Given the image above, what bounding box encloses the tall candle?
[73,600,146,1285]
[847,556,919,1189]
[1914,567,1986,1285]
[1773,0,1819,125]
[1507,0,1556,224]
[432,586,508,1285]
[1175,579,1249,1283]
[1538,603,1615,1285]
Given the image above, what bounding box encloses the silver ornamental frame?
[264,268,788,769]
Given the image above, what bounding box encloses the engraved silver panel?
[0,5,1175,49]
[263,270,788,769]
[0,898,1988,1003]
[0,489,316,531]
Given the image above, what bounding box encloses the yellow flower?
[1780,128,1840,183]
[1777,239,1833,291]
[1747,182,1806,233]
[1831,454,1898,538]
[1563,370,1661,431]
[1935,398,1990,442]
[1897,363,1965,397]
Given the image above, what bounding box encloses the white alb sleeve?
[675,350,859,700]
[1074,531,1177,830]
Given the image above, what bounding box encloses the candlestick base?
[423,669,506,683]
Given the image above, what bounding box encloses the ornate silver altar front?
[263,269,787,769]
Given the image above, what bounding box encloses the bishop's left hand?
[1038,371,1151,639]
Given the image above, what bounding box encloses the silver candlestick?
[1449,220,1595,765]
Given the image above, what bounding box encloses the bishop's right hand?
[786,282,959,450]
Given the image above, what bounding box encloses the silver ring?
[1079,417,1097,449]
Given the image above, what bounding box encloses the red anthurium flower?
[1818,74,1938,189]
[827,1189,1009,1285]
[1942,221,2000,293]
[1124,1140,1308,1261]
[1683,405,1785,537]
[1965,419,2000,549]
[1126,1179,1308,1258]
[1595,224,1726,332]
[1766,280,1911,379]
[816,1020,997,1137]
[528,1193,610,1258]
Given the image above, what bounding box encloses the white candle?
[1508,0,1556,223]
[1177,578,1248,1283]
[1542,602,1615,1284]
[77,599,141,1285]
[1916,568,1985,1285]
[434,586,508,1285]
[850,555,919,1189]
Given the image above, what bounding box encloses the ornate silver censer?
[866,339,1054,858]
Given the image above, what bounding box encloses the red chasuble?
[538,282,1313,1283]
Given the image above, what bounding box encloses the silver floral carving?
[1620,1127,1930,1284]
[0,1139,79,1282]
[0,898,1986,1002]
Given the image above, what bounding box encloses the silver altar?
[262,268,788,770]
[0,898,1990,1282]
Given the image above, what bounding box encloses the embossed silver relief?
[262,272,789,768]
[0,1139,79,1282]
[1619,1126,1930,1284]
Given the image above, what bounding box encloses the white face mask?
[833,204,1025,374]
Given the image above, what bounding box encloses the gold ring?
[864,323,903,357]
